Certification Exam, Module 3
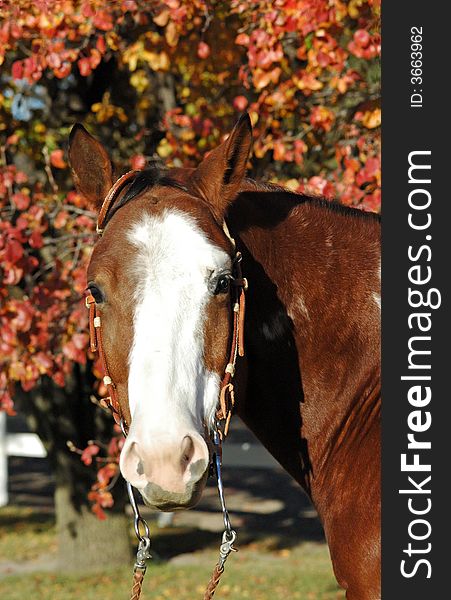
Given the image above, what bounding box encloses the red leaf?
[52,371,66,387]
[72,332,89,350]
[4,239,23,264]
[235,33,250,46]
[33,352,53,374]
[0,389,16,416]
[233,95,249,111]
[92,504,107,520]
[93,10,113,31]
[354,29,370,48]
[12,60,24,80]
[54,210,69,229]
[3,265,23,285]
[81,444,100,466]
[11,302,34,332]
[54,63,72,79]
[82,1,95,17]
[130,154,146,170]
[47,52,62,69]
[77,57,91,77]
[12,192,30,210]
[96,36,106,54]
[197,41,210,59]
[6,134,19,146]
[29,231,43,249]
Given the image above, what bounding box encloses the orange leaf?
[50,149,67,169]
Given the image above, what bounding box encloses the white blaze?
[127,209,229,438]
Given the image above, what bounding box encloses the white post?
[0,411,7,507]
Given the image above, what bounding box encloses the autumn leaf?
[12,192,30,210]
[81,444,100,466]
[233,95,249,111]
[131,154,147,170]
[362,108,381,129]
[153,9,170,27]
[165,21,179,47]
[197,41,210,59]
[50,149,67,168]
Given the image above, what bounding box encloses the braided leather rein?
[85,171,247,599]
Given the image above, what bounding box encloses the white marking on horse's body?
[120,209,229,501]
[373,259,381,309]
[373,292,381,309]
[293,295,310,321]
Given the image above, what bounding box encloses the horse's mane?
[240,178,381,222]
[104,165,188,226]
[106,165,380,227]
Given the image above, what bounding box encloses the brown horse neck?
[228,183,381,494]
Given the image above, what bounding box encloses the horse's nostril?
[137,460,144,476]
[180,435,195,466]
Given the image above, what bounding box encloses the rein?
[85,171,247,599]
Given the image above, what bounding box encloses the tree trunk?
[14,365,132,572]
[55,484,132,572]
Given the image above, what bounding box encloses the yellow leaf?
[142,50,170,72]
[130,70,149,94]
[138,97,151,110]
[106,32,120,51]
[157,139,173,158]
[153,9,169,27]
[249,111,259,126]
[362,108,381,129]
[285,179,300,191]
[181,130,195,141]
[159,51,170,71]
[165,21,179,48]
[348,0,366,19]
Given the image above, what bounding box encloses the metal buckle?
[218,529,237,569]
[134,536,152,573]
[85,294,95,308]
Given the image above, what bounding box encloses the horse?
[69,113,381,599]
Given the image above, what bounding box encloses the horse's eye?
[88,283,105,304]
[214,275,231,295]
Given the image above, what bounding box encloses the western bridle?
[84,171,247,600]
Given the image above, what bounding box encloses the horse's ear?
[68,124,113,211]
[192,113,252,222]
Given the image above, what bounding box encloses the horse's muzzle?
[119,431,210,510]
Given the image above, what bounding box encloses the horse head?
[69,115,252,511]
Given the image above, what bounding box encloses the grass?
[0,507,344,600]
[0,506,57,562]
